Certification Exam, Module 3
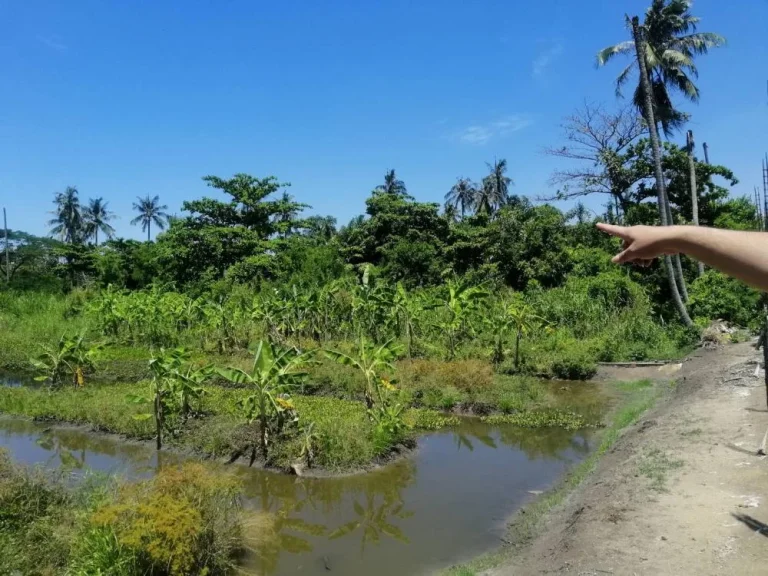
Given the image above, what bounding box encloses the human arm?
[597,223,768,292]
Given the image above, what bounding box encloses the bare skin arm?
[597,223,768,292]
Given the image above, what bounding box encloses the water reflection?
[0,372,27,387]
[0,416,595,576]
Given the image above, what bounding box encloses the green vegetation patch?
[482,409,592,431]
[638,448,684,492]
[0,450,245,575]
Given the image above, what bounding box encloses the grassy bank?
[445,379,660,576]
[0,378,603,473]
[0,450,246,575]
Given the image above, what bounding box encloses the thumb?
[596,222,631,240]
[612,247,634,264]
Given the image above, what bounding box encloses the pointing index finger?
[596,222,631,240]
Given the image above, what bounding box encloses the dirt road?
[491,341,768,576]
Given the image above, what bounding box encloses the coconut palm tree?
[597,0,725,136]
[131,195,169,241]
[631,15,692,326]
[376,169,407,196]
[444,177,477,218]
[83,197,116,245]
[476,159,512,215]
[48,186,83,244]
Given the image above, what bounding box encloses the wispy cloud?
[455,115,533,146]
[36,35,67,52]
[532,42,563,77]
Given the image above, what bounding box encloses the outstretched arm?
[597,223,768,292]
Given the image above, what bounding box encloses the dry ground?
[490,341,768,576]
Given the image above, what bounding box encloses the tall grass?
[0,290,91,371]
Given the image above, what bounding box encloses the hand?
[596,223,678,265]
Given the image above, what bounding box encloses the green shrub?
[550,355,597,380]
[689,270,761,328]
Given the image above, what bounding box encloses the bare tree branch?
[540,102,648,213]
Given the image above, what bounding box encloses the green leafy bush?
[688,270,760,328]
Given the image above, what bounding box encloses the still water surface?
[0,413,596,575]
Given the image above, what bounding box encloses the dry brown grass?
[396,359,494,392]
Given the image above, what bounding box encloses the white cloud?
[456,115,533,146]
[36,35,67,52]
[532,42,563,77]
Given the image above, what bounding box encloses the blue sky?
[2,0,767,240]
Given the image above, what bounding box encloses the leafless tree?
[541,102,647,219]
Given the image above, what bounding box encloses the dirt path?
[490,341,768,576]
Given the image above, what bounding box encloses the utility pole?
[3,208,9,283]
[702,142,710,164]
[756,187,764,230]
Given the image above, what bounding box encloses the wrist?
[662,225,692,254]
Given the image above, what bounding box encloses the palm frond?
[615,63,635,97]
[596,41,634,67]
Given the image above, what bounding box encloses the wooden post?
[3,208,8,283]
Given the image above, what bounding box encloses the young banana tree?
[393,282,437,359]
[351,266,394,343]
[437,279,488,359]
[325,337,403,410]
[217,340,309,463]
[31,334,99,388]
[508,303,545,370]
[173,362,212,421]
[484,305,512,366]
[128,347,189,450]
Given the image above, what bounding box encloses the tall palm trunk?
[664,189,690,301]
[687,130,705,276]
[658,126,689,300]
[631,16,693,327]
[147,221,151,242]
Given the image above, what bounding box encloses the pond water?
[0,371,28,387]
[0,413,596,576]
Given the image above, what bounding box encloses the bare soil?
[489,341,768,576]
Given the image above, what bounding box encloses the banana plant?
[31,334,100,388]
[351,266,395,343]
[325,337,403,410]
[508,302,546,370]
[173,362,212,421]
[217,340,310,463]
[298,421,319,468]
[128,347,190,450]
[393,282,437,359]
[436,279,488,359]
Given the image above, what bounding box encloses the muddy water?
[0,412,597,576]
